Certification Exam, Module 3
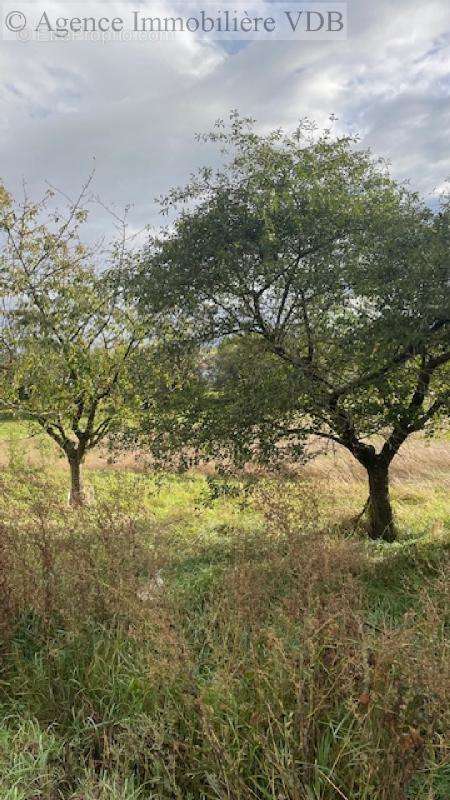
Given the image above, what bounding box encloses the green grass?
[0,428,448,799]
[0,418,30,441]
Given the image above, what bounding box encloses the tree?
[135,114,449,541]
[0,180,142,505]
[136,336,312,473]
[109,334,207,471]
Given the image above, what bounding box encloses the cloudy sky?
[1,0,449,239]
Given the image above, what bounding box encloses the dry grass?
[0,423,448,798]
[301,435,450,486]
[1,421,449,488]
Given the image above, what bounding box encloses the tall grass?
[0,460,448,799]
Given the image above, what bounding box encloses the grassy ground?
[0,423,448,799]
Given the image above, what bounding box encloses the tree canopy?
[0,181,141,504]
[134,114,450,540]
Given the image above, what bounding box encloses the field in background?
[1,420,449,539]
[0,421,449,799]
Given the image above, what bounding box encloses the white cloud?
[1,0,449,236]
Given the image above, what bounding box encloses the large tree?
[0,181,142,505]
[135,114,449,541]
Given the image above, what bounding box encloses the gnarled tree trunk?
[68,454,84,507]
[366,460,396,542]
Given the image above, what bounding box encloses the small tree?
[0,181,141,505]
[136,115,449,541]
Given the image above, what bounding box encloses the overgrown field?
[0,425,449,799]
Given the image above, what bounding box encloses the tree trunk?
[68,455,84,507]
[367,462,396,542]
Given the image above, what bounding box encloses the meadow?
[0,421,448,799]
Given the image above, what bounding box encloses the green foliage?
[0,181,147,501]
[190,337,311,468]
[0,719,64,799]
[0,457,448,799]
[0,181,140,447]
[134,113,450,539]
[114,337,207,470]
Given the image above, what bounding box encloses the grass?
[0,423,448,799]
